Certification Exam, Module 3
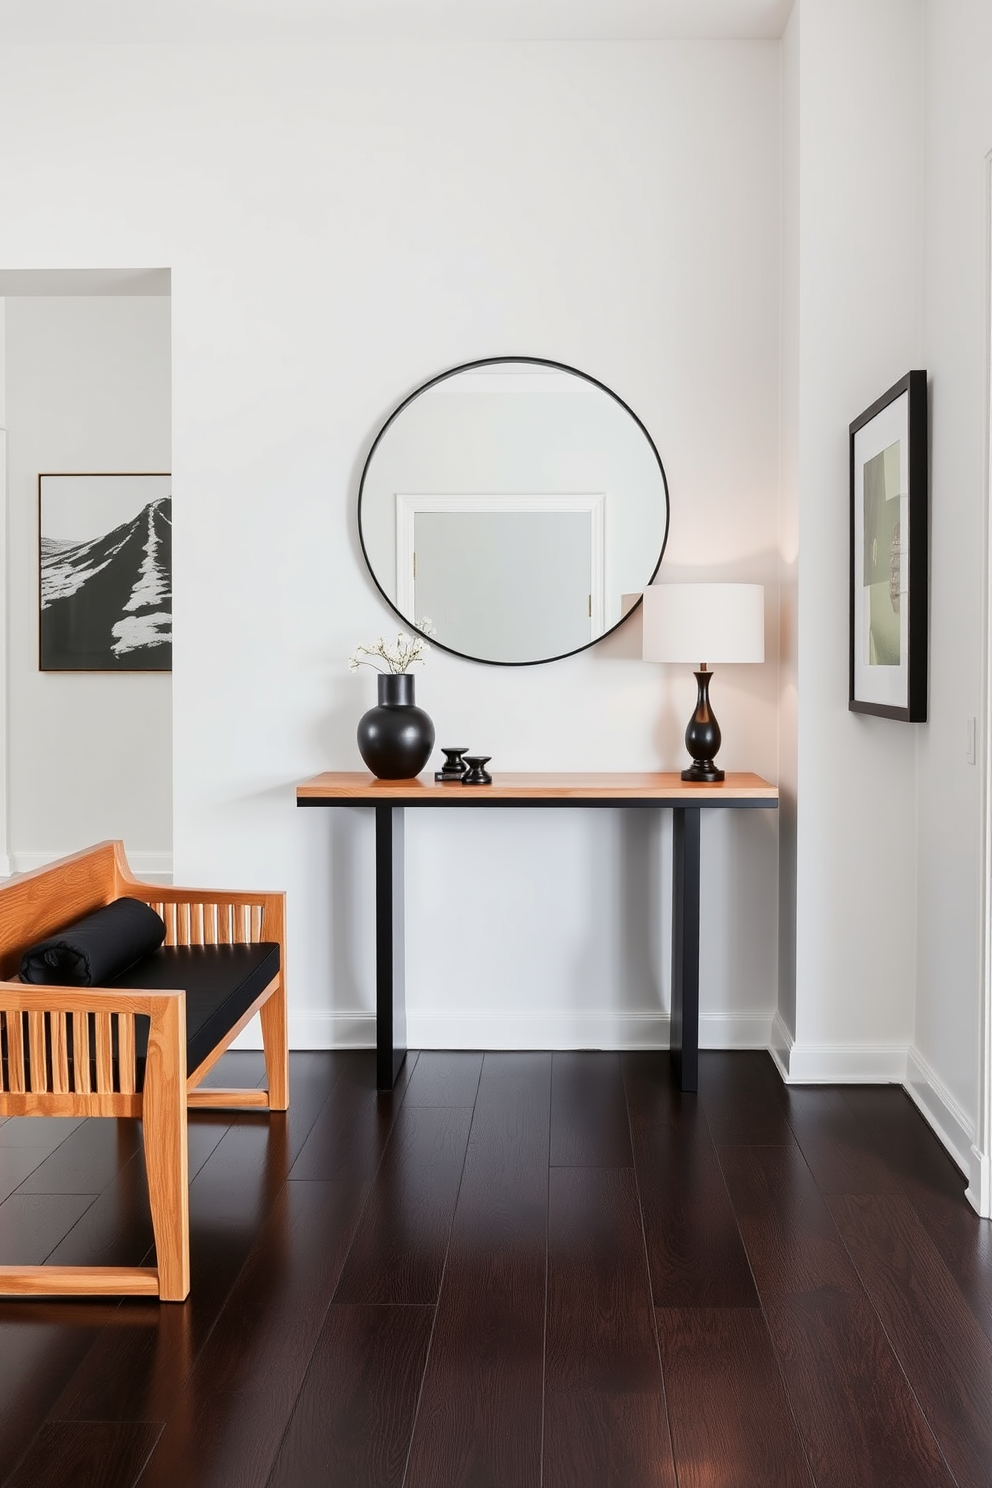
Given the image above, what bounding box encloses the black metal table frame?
[298,793,776,1092]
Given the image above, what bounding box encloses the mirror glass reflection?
[358,358,669,665]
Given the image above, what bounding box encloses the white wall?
[774,0,992,1208]
[776,0,800,1053]
[911,0,992,1197]
[0,40,782,1050]
[778,0,925,1083]
[3,295,172,873]
[0,300,7,877]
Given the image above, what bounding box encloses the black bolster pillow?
[19,898,167,986]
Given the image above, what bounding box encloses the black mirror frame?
[357,355,670,667]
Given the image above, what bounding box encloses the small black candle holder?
[435,747,470,783]
[461,755,492,786]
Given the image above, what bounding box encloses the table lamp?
[640,583,764,782]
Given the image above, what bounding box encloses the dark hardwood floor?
[1,1047,991,1487]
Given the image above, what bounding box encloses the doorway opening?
[0,267,172,881]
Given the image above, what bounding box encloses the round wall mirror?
[358,356,670,666]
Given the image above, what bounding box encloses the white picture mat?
[852,392,910,709]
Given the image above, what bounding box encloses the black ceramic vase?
[357,673,435,780]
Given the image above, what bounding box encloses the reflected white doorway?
[395,492,606,663]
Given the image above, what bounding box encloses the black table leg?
[671,805,701,1092]
[375,805,407,1089]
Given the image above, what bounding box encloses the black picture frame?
[39,472,172,672]
[849,371,928,721]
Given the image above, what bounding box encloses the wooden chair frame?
[0,841,288,1301]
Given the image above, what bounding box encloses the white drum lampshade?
[640,584,764,782]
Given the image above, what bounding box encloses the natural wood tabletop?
[297,771,778,804]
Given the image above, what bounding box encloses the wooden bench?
[0,841,288,1302]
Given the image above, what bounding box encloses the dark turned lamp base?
[681,668,724,783]
[681,761,725,783]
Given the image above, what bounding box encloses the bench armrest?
[0,981,184,1012]
[0,981,185,1106]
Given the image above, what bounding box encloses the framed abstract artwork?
[849,371,928,721]
[39,472,172,672]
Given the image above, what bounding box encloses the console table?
[296,772,778,1092]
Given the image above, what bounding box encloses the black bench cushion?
[19,898,166,986]
[108,942,280,1079]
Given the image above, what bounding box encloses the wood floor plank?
[404,1054,551,1488]
[287,1079,395,1183]
[840,1087,967,1196]
[0,1117,84,1149]
[783,1087,905,1195]
[43,1153,155,1274]
[333,1106,472,1305]
[197,1051,268,1088]
[551,1051,632,1167]
[287,1049,418,1183]
[544,1166,676,1488]
[128,1178,371,1488]
[697,1050,798,1147]
[4,1419,162,1488]
[402,1051,483,1107]
[0,1146,63,1205]
[0,1319,110,1483]
[266,1304,434,1488]
[0,1193,98,1265]
[718,1144,860,1293]
[623,1055,759,1307]
[764,1286,956,1488]
[14,1118,144,1196]
[903,1176,992,1344]
[830,1192,992,1488]
[832,1085,992,1343]
[278,1051,379,1171]
[480,1050,553,1082]
[657,1307,814,1487]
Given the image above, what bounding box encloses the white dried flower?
[349,618,435,674]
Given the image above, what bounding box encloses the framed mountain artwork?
[39,472,172,672]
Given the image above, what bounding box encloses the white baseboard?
[409,1008,667,1051]
[233,1007,775,1053]
[6,849,173,883]
[769,1011,794,1079]
[770,1015,908,1083]
[701,1011,775,1049]
[409,1009,774,1052]
[967,1148,991,1219]
[905,1044,977,1189]
[230,1011,377,1051]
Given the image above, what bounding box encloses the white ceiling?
[0,0,794,43]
